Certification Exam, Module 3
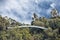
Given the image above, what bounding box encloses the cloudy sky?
[0,0,60,24]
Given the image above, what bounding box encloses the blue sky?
[0,0,60,24]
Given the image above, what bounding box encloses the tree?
[51,9,58,17]
[33,13,38,18]
[32,13,38,21]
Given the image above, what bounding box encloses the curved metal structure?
[7,26,48,30]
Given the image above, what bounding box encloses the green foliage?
[0,28,32,40]
[30,9,60,40]
[0,9,60,40]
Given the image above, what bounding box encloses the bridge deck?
[7,26,48,30]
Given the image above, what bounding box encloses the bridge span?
[7,26,48,30]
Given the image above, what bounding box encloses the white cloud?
[0,0,60,24]
[0,0,35,24]
[50,3,56,8]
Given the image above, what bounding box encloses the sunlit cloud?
[50,3,56,8]
[0,0,60,24]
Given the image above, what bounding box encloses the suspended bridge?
[7,26,48,30]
